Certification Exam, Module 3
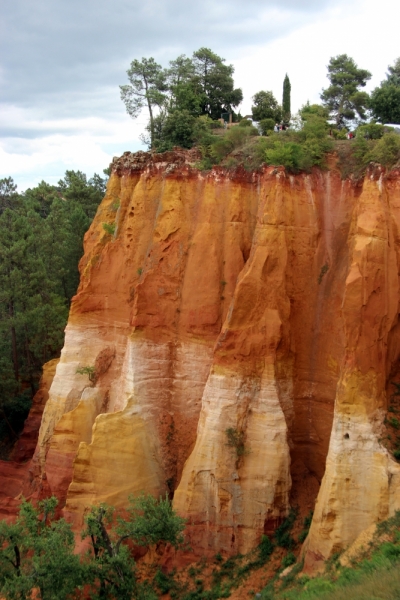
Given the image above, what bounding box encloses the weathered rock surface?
[0,358,58,519]
[4,150,400,566]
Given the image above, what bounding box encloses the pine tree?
[0,170,105,451]
[282,74,291,125]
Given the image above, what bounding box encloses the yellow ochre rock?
[25,151,400,563]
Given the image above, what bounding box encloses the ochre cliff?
[8,150,400,568]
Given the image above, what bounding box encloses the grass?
[259,510,400,600]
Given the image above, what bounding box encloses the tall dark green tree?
[0,178,19,214]
[321,54,371,127]
[370,57,400,124]
[0,171,106,451]
[191,48,243,119]
[282,74,291,125]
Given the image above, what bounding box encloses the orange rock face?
[7,151,400,565]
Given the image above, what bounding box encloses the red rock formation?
[4,151,400,566]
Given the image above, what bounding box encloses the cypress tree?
[282,74,291,125]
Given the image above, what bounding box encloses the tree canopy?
[320,54,371,127]
[251,91,282,123]
[0,494,185,599]
[370,57,400,124]
[0,172,106,454]
[120,48,243,150]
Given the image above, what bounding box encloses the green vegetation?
[120,48,243,149]
[282,75,291,125]
[252,90,282,123]
[320,54,371,128]
[225,427,248,459]
[370,57,400,124]
[0,494,185,600]
[0,171,106,454]
[260,511,400,599]
[335,130,400,180]
[275,509,297,550]
[119,49,400,176]
[102,221,116,236]
[76,365,97,383]
[298,511,313,544]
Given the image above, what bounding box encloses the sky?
[1,0,399,190]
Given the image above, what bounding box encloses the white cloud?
[234,0,399,116]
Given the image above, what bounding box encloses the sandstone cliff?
[14,151,400,567]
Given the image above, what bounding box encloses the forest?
[0,171,107,454]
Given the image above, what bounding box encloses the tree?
[191,48,243,120]
[0,498,84,599]
[282,74,291,125]
[0,494,185,599]
[120,58,167,148]
[370,86,400,124]
[83,494,185,599]
[300,102,330,121]
[251,91,282,123]
[0,178,19,215]
[0,171,104,452]
[387,57,400,86]
[321,54,371,127]
[57,170,105,221]
[370,58,400,124]
[152,110,197,151]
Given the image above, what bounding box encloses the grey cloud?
[2,0,342,107]
[0,0,347,155]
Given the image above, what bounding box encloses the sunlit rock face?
[24,151,400,560]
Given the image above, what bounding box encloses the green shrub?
[300,115,330,140]
[370,132,400,167]
[209,120,223,129]
[225,427,247,458]
[259,118,276,135]
[154,569,173,594]
[388,416,400,429]
[332,128,348,140]
[393,449,400,460]
[282,552,296,569]
[76,365,96,383]
[298,530,308,543]
[266,141,305,173]
[102,222,116,236]
[275,508,297,549]
[211,126,258,163]
[356,122,385,140]
[239,119,252,127]
[259,535,274,563]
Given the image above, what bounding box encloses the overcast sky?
[1,0,399,190]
